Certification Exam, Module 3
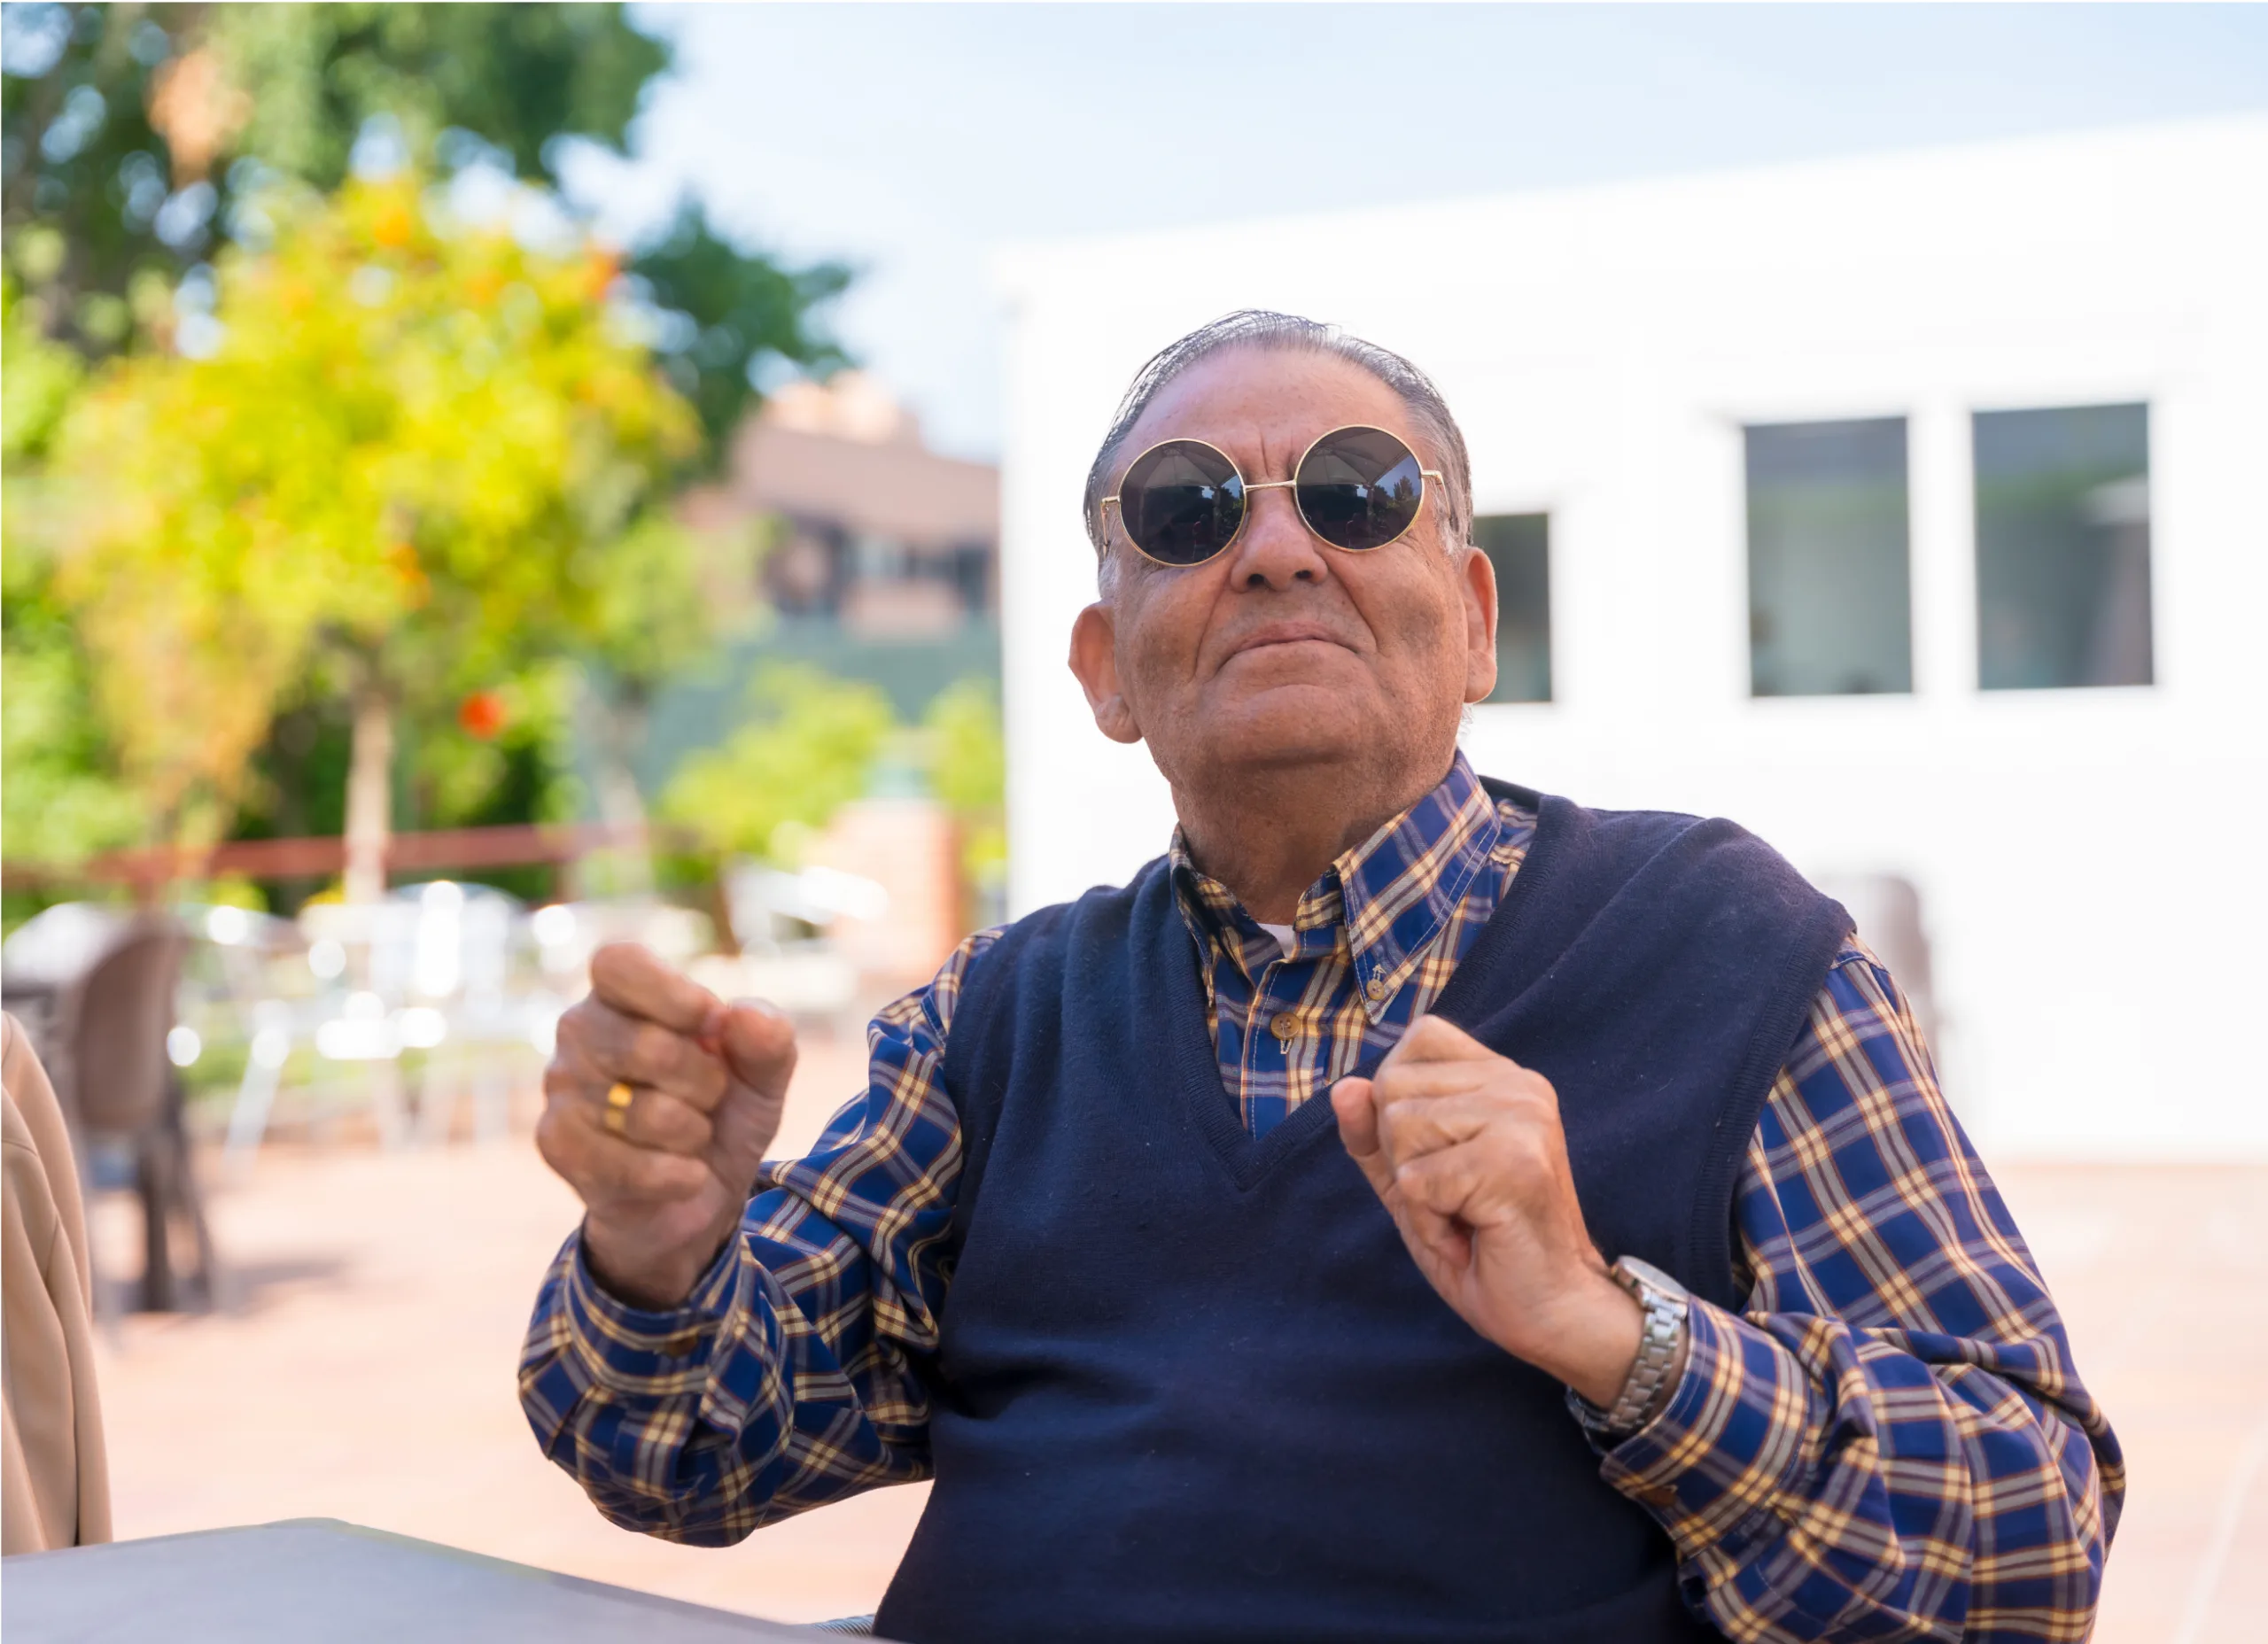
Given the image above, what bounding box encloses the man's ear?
[1069,601,1143,744]
[1456,544,1500,706]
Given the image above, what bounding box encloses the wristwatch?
[1587,1255,1689,1438]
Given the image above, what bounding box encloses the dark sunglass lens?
[1296,428,1425,550]
[1120,442,1244,565]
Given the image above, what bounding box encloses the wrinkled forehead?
[1115,345,1422,476]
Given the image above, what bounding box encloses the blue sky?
[563,4,2268,461]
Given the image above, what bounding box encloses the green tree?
[629,198,851,468]
[1,271,142,872]
[2,3,850,467]
[658,664,897,867]
[205,3,666,197]
[1,3,180,355]
[575,508,763,894]
[656,671,1008,945]
[4,2,658,350]
[921,677,1008,909]
[7,3,858,898]
[45,171,699,897]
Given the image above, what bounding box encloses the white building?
[994,117,2268,1160]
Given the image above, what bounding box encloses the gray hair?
[1082,310,1474,593]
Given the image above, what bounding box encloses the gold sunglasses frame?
[1099,423,1446,567]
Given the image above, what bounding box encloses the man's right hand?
[536,942,798,1310]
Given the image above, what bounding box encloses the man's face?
[1069,348,1497,803]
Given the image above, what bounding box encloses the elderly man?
[521,312,2121,1642]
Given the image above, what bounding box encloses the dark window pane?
[1974,404,2150,690]
[1476,513,1550,702]
[1745,419,1912,697]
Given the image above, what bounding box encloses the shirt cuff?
[559,1223,776,1401]
[1589,1295,1816,1564]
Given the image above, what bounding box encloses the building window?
[766,523,843,616]
[1745,418,1912,697]
[946,542,993,616]
[1475,514,1550,702]
[852,531,910,584]
[1974,404,2151,690]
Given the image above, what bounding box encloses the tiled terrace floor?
[85,1039,2264,1638]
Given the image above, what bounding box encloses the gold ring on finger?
[602,1081,635,1136]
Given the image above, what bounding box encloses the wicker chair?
[53,917,218,1313]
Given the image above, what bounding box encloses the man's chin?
[1184,686,1374,770]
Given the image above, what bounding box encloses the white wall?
[995,118,2268,1159]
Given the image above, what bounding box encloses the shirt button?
[1364,977,1386,1002]
[1270,1012,1298,1042]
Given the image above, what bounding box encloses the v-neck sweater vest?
[875,784,1852,1644]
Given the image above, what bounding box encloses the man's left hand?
[1332,1016,1644,1407]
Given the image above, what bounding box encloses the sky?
[563,4,2268,461]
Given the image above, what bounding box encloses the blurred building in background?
[721,372,998,636]
[656,373,1001,768]
[998,116,2268,1161]
[625,372,1006,976]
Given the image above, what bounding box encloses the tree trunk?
[586,682,655,897]
[344,686,394,905]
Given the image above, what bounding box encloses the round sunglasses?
[1100,424,1444,567]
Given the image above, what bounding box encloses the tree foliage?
[4,3,656,348]
[578,507,754,702]
[921,678,1009,900]
[0,266,79,453]
[206,3,665,195]
[630,198,850,468]
[2,272,143,867]
[659,665,897,864]
[921,679,1006,818]
[657,668,1008,916]
[2,3,849,467]
[4,3,864,896]
[43,171,699,847]
[1,3,180,354]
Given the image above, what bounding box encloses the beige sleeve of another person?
[2,1011,113,1553]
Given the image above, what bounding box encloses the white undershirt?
[1257,921,1298,959]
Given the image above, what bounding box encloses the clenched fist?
[1332,1016,1648,1407]
[537,942,797,1309]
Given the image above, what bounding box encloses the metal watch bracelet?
[1599,1256,1689,1436]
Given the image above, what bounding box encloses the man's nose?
[1226,485,1330,590]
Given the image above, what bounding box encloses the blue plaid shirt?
[522,754,2123,1640]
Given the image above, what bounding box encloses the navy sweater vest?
[874,787,1851,1644]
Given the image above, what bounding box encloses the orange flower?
[385,540,431,607]
[582,249,622,304]
[372,199,416,251]
[457,690,509,740]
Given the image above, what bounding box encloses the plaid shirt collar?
[1168,751,1502,1023]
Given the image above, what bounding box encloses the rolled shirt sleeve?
[1596,946,2124,1641]
[517,927,998,1544]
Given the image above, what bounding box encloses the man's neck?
[1171,761,1449,925]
